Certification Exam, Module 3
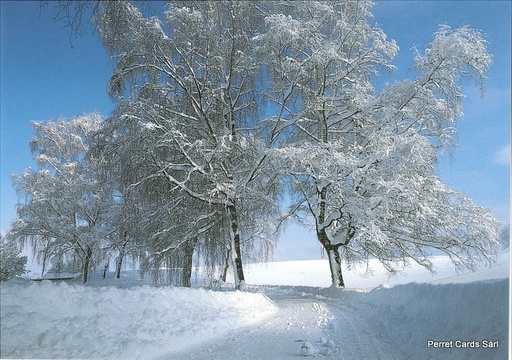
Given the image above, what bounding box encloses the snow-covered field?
[1,252,509,359]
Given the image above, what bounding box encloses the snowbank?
[342,279,510,360]
[0,281,277,359]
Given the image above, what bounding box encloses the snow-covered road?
[171,289,337,359]
[171,286,403,360]
[170,277,509,360]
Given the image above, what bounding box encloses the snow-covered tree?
[40,1,500,289]
[499,224,510,250]
[263,2,499,287]
[94,1,281,289]
[0,234,28,281]
[10,115,115,283]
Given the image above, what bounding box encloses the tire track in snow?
[169,297,326,359]
[166,287,403,359]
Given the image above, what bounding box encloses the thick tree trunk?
[183,237,198,287]
[227,204,245,290]
[317,227,345,288]
[82,245,92,284]
[326,245,344,288]
[233,240,245,290]
[315,182,346,288]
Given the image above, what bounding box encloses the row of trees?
[8,1,500,287]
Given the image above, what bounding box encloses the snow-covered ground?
[1,252,509,359]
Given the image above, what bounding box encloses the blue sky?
[1,1,510,261]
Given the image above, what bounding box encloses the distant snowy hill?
[244,251,510,288]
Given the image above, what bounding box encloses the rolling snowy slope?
[244,252,510,288]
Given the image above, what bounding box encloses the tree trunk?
[41,251,47,277]
[326,245,344,288]
[115,233,128,279]
[102,261,109,279]
[82,245,92,284]
[183,237,198,287]
[317,227,345,288]
[228,204,245,290]
[233,239,245,290]
[115,256,123,279]
[221,248,230,283]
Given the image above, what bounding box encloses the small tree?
[10,114,114,283]
[0,234,28,281]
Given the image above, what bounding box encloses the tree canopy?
[10,0,500,287]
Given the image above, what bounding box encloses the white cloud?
[492,144,511,166]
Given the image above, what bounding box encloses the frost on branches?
[9,115,115,283]
[265,2,499,287]
[94,1,279,289]
[0,235,27,281]
[25,0,501,288]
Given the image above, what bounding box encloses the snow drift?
[334,279,509,359]
[0,281,277,359]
